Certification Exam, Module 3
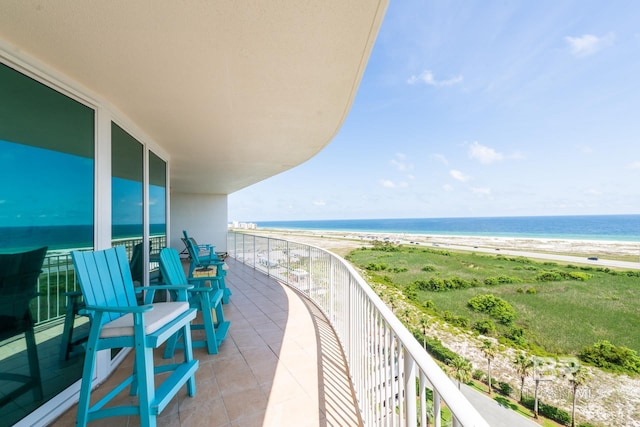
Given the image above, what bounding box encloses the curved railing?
[228,231,490,427]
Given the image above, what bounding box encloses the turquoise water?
[256,215,640,242]
[0,224,166,251]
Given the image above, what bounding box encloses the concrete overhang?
[0,1,388,194]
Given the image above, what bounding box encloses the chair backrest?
[181,237,200,263]
[0,246,47,334]
[159,247,187,286]
[129,242,144,284]
[71,246,138,326]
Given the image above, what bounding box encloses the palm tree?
[566,361,590,427]
[448,357,473,390]
[480,339,498,395]
[402,308,411,324]
[532,357,545,419]
[419,317,429,349]
[513,352,534,402]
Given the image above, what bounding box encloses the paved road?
[408,241,640,270]
[459,383,540,427]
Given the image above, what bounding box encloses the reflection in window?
[0,62,94,424]
[149,151,167,258]
[111,122,144,285]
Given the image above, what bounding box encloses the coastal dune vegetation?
[346,242,640,372]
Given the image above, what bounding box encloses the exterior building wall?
[170,192,228,252]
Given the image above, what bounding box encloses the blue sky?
[234,0,640,222]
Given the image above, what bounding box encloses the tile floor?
[52,258,362,426]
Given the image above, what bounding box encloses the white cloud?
[577,144,594,154]
[407,70,463,87]
[431,153,449,165]
[313,199,326,206]
[443,184,453,191]
[471,187,492,196]
[630,161,640,169]
[380,179,408,189]
[565,33,615,57]
[585,188,603,196]
[391,153,413,171]
[468,141,504,164]
[450,169,470,182]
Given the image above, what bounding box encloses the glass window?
[111,122,144,286]
[0,62,94,424]
[149,151,167,263]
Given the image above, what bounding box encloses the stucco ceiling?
[0,1,388,195]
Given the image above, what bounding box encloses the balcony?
[51,256,362,426]
[10,233,491,426]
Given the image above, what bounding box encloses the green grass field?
[347,244,640,355]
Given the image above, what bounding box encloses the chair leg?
[163,328,182,359]
[76,320,102,426]
[135,346,156,427]
[59,295,77,361]
[214,303,226,329]
[200,296,219,355]
[24,323,43,401]
[181,323,196,397]
[216,272,231,304]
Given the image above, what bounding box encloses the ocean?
[256,214,640,242]
[0,224,166,251]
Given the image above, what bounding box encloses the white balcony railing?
[32,235,166,326]
[227,231,490,427]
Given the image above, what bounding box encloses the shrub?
[484,277,498,286]
[505,326,526,345]
[525,287,537,294]
[421,265,436,272]
[579,340,640,374]
[467,294,516,324]
[443,311,470,328]
[569,271,591,281]
[473,319,496,335]
[414,276,474,292]
[366,262,388,271]
[498,381,513,397]
[535,271,563,282]
[516,287,524,293]
[521,396,571,425]
[412,333,460,364]
[472,369,485,381]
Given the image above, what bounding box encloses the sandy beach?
[247,228,640,265]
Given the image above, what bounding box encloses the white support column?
[433,390,441,427]
[420,372,427,427]
[404,351,417,427]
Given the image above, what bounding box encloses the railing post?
[433,390,441,427]
[286,240,290,284]
[405,351,417,427]
[420,372,427,427]
[267,238,271,277]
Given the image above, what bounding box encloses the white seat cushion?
[100,302,189,338]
